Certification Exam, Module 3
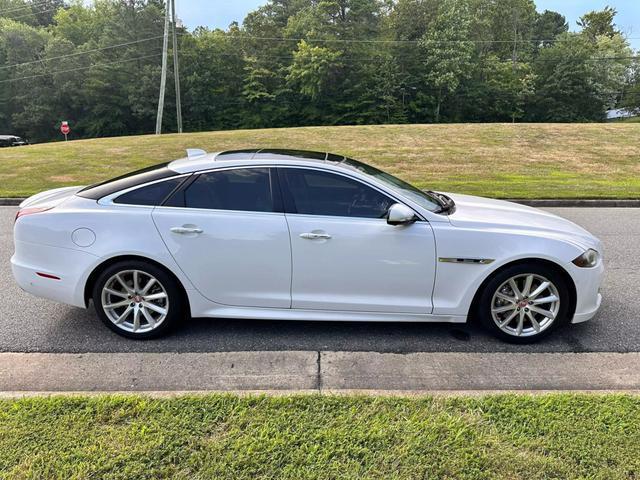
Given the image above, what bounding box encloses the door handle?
[300,232,332,240]
[170,226,203,234]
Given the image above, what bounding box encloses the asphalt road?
[1,206,638,354]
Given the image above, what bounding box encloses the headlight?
[572,249,599,268]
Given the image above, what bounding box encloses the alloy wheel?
[100,269,169,334]
[490,273,560,338]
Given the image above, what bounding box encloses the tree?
[531,31,630,122]
[419,0,474,122]
[534,10,568,48]
[287,40,341,100]
[577,6,618,40]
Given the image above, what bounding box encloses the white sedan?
[11,149,604,342]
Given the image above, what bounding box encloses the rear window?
[113,177,184,206]
[77,162,173,200]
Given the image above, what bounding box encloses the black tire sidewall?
[92,260,184,339]
[477,263,570,344]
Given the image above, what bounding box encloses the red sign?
[60,121,70,135]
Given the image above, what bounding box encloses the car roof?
[0,135,20,140]
[168,148,348,174]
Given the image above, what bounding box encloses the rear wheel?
[92,260,185,339]
[477,263,570,343]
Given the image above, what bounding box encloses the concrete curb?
[3,197,640,207]
[508,199,640,208]
[2,351,640,393]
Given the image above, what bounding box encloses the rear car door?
[279,167,436,314]
[152,167,292,308]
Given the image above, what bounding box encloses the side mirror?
[386,203,417,226]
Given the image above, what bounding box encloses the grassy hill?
[1,123,639,198]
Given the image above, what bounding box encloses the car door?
[279,167,437,314]
[152,167,292,308]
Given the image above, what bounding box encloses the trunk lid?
[19,186,85,209]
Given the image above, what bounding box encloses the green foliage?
[577,5,618,40]
[1,394,640,478]
[0,0,636,142]
[287,40,342,99]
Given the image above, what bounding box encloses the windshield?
[341,158,442,212]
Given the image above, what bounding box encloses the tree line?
[0,0,638,143]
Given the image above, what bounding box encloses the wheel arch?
[83,254,191,316]
[467,258,577,323]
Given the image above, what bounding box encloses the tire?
[476,263,571,343]
[92,260,185,339]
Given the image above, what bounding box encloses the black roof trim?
[216,148,347,163]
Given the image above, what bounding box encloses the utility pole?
[155,0,170,134]
[171,0,183,133]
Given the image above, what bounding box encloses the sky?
[175,0,640,49]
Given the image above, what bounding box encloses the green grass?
[1,123,639,198]
[1,393,639,479]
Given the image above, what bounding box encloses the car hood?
[443,192,601,251]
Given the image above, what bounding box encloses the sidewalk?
[2,351,640,394]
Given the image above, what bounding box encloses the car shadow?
[37,306,596,354]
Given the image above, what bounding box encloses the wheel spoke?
[532,295,558,305]
[522,275,533,297]
[133,271,140,292]
[144,292,167,301]
[526,311,541,333]
[104,299,132,310]
[495,292,517,304]
[498,309,519,328]
[508,278,522,300]
[529,281,550,300]
[115,274,133,294]
[516,310,525,336]
[529,306,555,320]
[492,304,516,314]
[142,301,167,315]
[132,307,141,332]
[114,306,133,324]
[140,278,156,295]
[104,288,128,298]
[141,307,156,328]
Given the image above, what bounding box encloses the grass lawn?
[0,393,639,479]
[0,123,639,199]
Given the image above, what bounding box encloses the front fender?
[431,224,585,316]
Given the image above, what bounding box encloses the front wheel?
[92,260,185,339]
[477,263,571,343]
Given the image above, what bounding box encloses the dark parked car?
[0,135,29,147]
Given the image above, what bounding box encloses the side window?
[113,177,183,206]
[280,168,395,218]
[171,168,275,212]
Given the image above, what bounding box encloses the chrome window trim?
[104,163,425,221]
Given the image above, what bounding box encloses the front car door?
[279,167,437,314]
[152,167,292,308]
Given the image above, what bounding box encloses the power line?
[223,34,640,45]
[0,0,55,15]
[0,35,164,70]
[5,5,59,20]
[0,52,162,83]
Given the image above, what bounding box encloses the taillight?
[15,206,53,222]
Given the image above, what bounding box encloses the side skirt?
[193,305,467,324]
